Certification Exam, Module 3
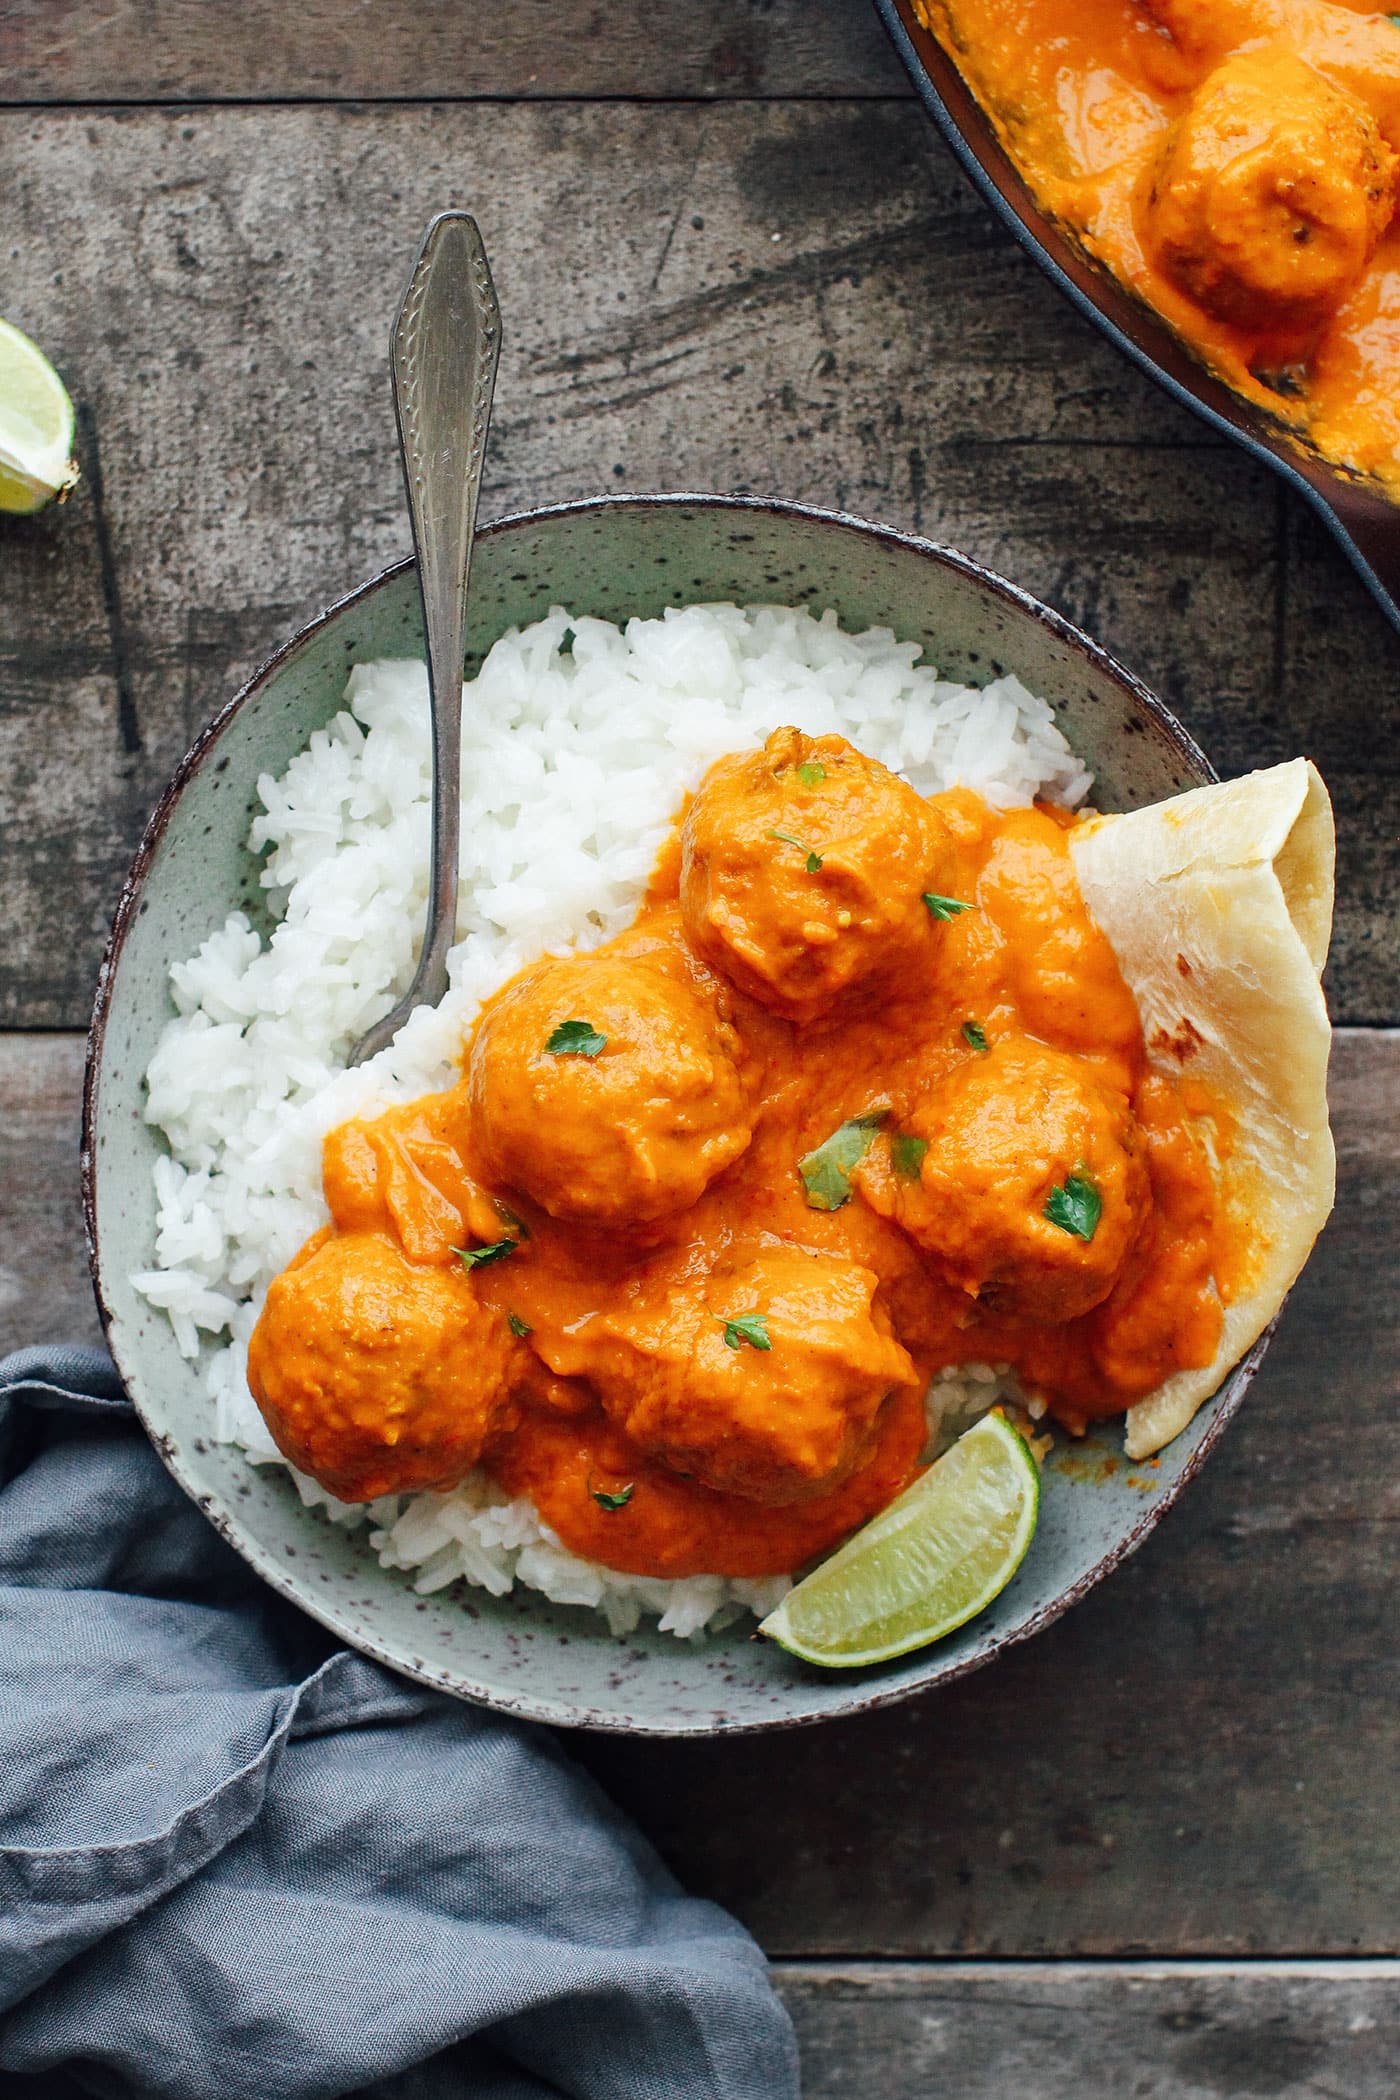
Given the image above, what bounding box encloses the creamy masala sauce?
[915,0,1400,493]
[248,729,1242,1580]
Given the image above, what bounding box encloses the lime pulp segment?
[759,1410,1040,1668]
[0,317,79,515]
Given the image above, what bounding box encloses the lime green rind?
[759,1413,1040,1669]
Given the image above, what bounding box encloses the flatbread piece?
[1068,758,1335,1458]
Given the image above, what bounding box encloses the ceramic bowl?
[84,494,1266,1736]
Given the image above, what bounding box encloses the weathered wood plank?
[0,0,911,103]
[775,1962,1400,2098]
[3,1030,1396,1959]
[5,103,1394,1027]
[0,1035,100,1350]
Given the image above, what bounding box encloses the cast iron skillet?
[874,0,1400,634]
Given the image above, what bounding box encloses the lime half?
[0,318,79,515]
[759,1411,1039,1668]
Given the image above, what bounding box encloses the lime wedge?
[759,1411,1039,1668]
[0,318,79,515]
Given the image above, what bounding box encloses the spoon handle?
[350,212,501,1065]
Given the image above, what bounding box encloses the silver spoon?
[349,211,501,1066]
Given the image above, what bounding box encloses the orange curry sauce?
[248,729,1236,1580]
[916,0,1400,492]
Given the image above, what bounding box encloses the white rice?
[135,602,1088,1638]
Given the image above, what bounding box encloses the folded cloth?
[0,1346,800,2100]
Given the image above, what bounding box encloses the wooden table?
[3,5,1397,2089]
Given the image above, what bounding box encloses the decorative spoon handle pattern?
[351,212,502,1065]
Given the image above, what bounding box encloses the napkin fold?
[0,1346,799,2100]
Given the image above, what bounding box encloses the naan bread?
[1068,759,1335,1459]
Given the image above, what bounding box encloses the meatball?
[861,1040,1148,1323]
[246,1231,518,1500]
[680,727,955,1022]
[1145,46,1395,334]
[544,1246,918,1506]
[466,952,757,1227]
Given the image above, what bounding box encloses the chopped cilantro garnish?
[891,1132,928,1180]
[592,1483,634,1512]
[506,1310,533,1338]
[795,760,827,787]
[923,892,971,921]
[452,1239,517,1270]
[714,1310,771,1352]
[765,828,824,873]
[1043,1174,1102,1242]
[962,1020,989,1053]
[799,1110,888,1211]
[545,1019,607,1058]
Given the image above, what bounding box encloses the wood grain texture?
[1,102,1397,1027]
[6,3,1394,2048]
[3,1029,1396,1958]
[776,1962,1400,2098]
[0,1035,100,1351]
[0,0,911,103]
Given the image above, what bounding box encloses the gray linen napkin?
[0,1345,799,2100]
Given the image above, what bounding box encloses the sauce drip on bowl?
[914,0,1400,495]
[248,729,1237,1579]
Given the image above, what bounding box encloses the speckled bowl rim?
[82,491,1270,1737]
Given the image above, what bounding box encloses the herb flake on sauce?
[591,1483,634,1512]
[962,1020,989,1053]
[715,1310,771,1351]
[795,761,827,788]
[799,1110,888,1211]
[923,892,971,921]
[765,828,824,873]
[891,1133,928,1180]
[506,1310,533,1338]
[452,1239,518,1271]
[1044,1174,1102,1242]
[545,1019,607,1058]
